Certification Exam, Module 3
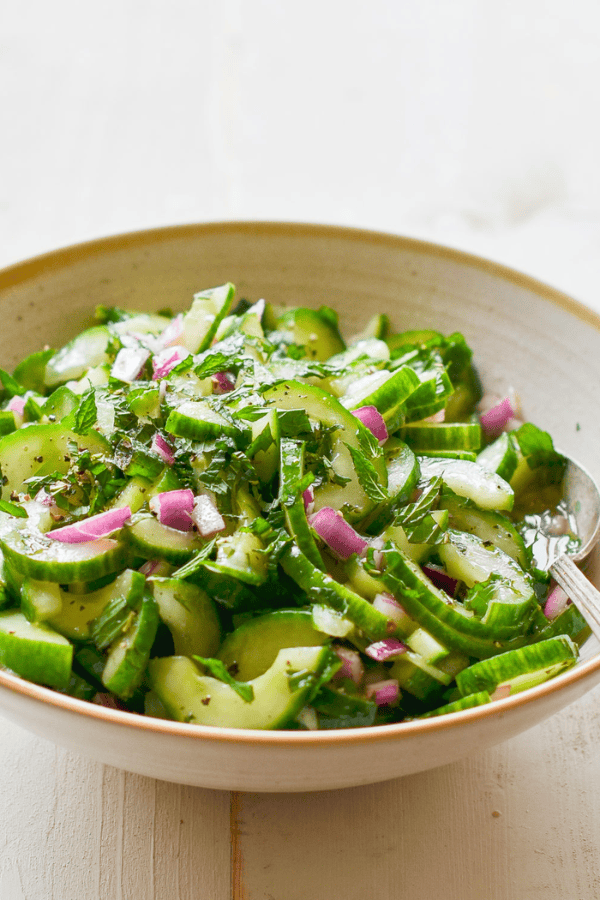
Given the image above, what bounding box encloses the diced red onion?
[7,396,25,416]
[93,692,130,711]
[149,489,194,532]
[364,638,407,661]
[365,679,400,706]
[157,314,184,349]
[309,507,368,560]
[152,346,190,380]
[34,489,54,507]
[111,347,150,383]
[49,507,132,543]
[491,683,511,702]
[422,565,458,596]
[333,646,364,684]
[302,484,315,515]
[211,371,236,394]
[138,559,163,576]
[479,395,518,438]
[151,433,175,466]
[190,494,226,537]
[373,593,409,629]
[544,584,570,620]
[351,406,388,444]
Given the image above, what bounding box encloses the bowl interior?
[1,221,599,790]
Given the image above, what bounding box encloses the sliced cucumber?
[125,514,204,564]
[1,529,127,583]
[20,578,63,623]
[217,609,327,681]
[207,529,268,586]
[276,306,345,361]
[249,408,280,484]
[150,577,220,658]
[342,366,421,432]
[439,495,527,567]
[0,610,73,690]
[420,691,491,717]
[455,635,578,697]
[280,437,324,570]
[477,432,519,482]
[401,422,482,452]
[181,283,236,353]
[45,326,111,387]
[149,645,332,729]
[165,400,246,444]
[418,457,514,511]
[102,593,159,700]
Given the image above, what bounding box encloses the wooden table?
[3,3,600,896]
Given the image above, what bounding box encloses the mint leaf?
[0,368,25,398]
[172,539,217,579]
[345,443,388,502]
[193,656,254,703]
[73,389,98,434]
[0,499,28,518]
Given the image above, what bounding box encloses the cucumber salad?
[0,284,586,730]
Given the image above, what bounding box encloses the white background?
[2,4,600,898]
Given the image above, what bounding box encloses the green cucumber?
[342,365,421,432]
[45,325,111,387]
[217,609,327,681]
[165,400,246,444]
[0,610,72,689]
[418,457,514,511]
[181,283,236,353]
[348,314,390,344]
[477,432,519,482]
[249,408,280,484]
[420,691,491,717]
[1,528,127,583]
[20,578,63,623]
[207,529,268,586]
[101,593,159,699]
[279,437,324,570]
[439,495,527,567]
[88,569,146,648]
[150,577,220,658]
[401,422,482,452]
[125,514,204,564]
[148,644,333,729]
[276,306,345,361]
[455,635,579,697]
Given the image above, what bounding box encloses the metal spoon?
[545,457,600,641]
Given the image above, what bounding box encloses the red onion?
[479,395,518,438]
[7,396,25,416]
[151,433,175,466]
[373,593,409,629]
[190,494,226,537]
[211,371,236,394]
[93,692,130,711]
[364,638,407,661]
[152,346,190,380]
[138,559,163,576]
[351,406,388,444]
[49,507,132,543]
[111,347,150,383]
[332,646,364,684]
[302,484,315,514]
[157,314,184,349]
[149,489,194,532]
[34,489,54,507]
[544,584,570,620]
[422,565,458,596]
[365,679,400,706]
[309,507,368,560]
[491,683,511,702]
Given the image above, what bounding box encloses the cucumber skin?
[0,531,128,584]
[0,610,73,690]
[102,593,160,700]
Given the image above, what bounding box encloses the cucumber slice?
[150,578,220,658]
[439,495,527,567]
[20,578,63,623]
[477,432,519,482]
[0,529,127,583]
[342,366,421,432]
[249,408,280,484]
[125,514,204,564]
[456,635,579,697]
[45,326,111,387]
[280,437,324,570]
[0,610,73,689]
[42,385,79,422]
[88,569,146,648]
[401,422,482,452]
[262,380,387,522]
[13,348,55,394]
[149,645,333,729]
[165,400,246,444]
[217,609,327,681]
[348,314,390,344]
[420,691,491,717]
[181,283,236,353]
[418,457,514,511]
[102,593,159,700]
[0,423,110,499]
[276,306,345,361]
[207,529,268,586]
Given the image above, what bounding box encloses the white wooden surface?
[2,3,600,897]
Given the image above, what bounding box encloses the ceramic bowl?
[0,222,599,792]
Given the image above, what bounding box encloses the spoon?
[545,457,600,642]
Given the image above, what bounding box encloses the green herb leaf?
[73,389,98,434]
[0,368,25,398]
[193,656,255,702]
[0,499,28,517]
[345,444,388,502]
[172,539,217,580]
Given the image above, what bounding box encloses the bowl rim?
[1,218,599,748]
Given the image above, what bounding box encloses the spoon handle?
[550,554,600,643]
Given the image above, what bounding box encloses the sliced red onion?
[149,489,194,532]
[7,395,25,416]
[152,346,190,380]
[373,593,409,629]
[157,313,184,349]
[191,494,226,537]
[479,395,518,438]
[365,679,400,706]
[49,506,132,543]
[211,371,236,394]
[422,565,458,596]
[302,484,315,515]
[332,646,364,684]
[544,584,570,620]
[491,683,511,702]
[351,406,388,444]
[309,507,368,560]
[151,433,175,466]
[111,347,150,383]
[364,638,407,661]
[138,559,163,577]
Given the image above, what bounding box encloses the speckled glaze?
[1,222,599,792]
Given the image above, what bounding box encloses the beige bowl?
[0,221,599,792]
